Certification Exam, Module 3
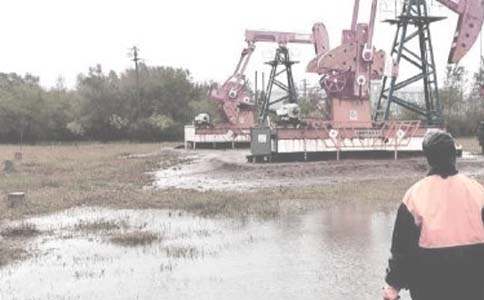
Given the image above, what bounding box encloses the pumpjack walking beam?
[374,0,445,125]
[259,46,298,125]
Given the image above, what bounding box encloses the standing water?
[0,206,411,299]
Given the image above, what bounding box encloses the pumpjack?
[248,0,483,162]
[184,25,329,149]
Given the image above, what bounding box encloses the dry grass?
[0,223,38,266]
[0,243,27,267]
[0,142,482,221]
[1,223,40,238]
[457,137,482,154]
[0,142,178,220]
[0,142,454,219]
[164,246,200,259]
[74,219,128,233]
[110,231,159,247]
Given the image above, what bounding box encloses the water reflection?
[0,206,409,299]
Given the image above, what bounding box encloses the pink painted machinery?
[248,0,483,161]
[437,0,483,64]
[307,0,385,127]
[209,26,329,128]
[185,25,329,148]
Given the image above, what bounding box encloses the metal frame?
[478,122,484,153]
[259,46,298,125]
[374,0,444,125]
[247,120,427,162]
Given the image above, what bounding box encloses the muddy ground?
[153,148,484,191]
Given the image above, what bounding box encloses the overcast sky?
[0,0,481,89]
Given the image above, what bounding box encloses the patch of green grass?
[110,231,159,247]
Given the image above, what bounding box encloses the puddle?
[152,150,295,191]
[152,150,247,191]
[0,206,411,299]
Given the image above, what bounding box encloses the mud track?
[153,149,484,191]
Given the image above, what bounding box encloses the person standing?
[383,131,484,300]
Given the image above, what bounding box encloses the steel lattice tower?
[374,0,445,125]
[259,46,298,125]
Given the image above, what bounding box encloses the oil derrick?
[259,46,298,125]
[374,0,444,125]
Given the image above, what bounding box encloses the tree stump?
[3,160,14,173]
[7,192,25,208]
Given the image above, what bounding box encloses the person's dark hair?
[422,130,458,179]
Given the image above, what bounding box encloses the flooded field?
[1,142,482,299]
[0,206,411,300]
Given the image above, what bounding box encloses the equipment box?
[250,127,273,156]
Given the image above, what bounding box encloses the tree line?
[439,60,483,136]
[390,58,483,136]
[0,60,482,144]
[0,64,218,143]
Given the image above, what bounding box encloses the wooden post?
[336,139,341,161]
[14,152,23,160]
[303,139,307,161]
[7,192,25,208]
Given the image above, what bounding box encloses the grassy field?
[0,143,175,220]
[0,142,421,221]
[0,142,482,267]
[1,141,482,219]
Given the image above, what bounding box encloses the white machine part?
[194,113,211,126]
[276,103,301,123]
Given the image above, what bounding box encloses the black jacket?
[385,175,484,300]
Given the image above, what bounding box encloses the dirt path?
[153,149,484,191]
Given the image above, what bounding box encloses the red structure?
[249,0,483,161]
[185,26,329,149]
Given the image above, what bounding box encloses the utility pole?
[129,46,142,118]
[130,46,141,96]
